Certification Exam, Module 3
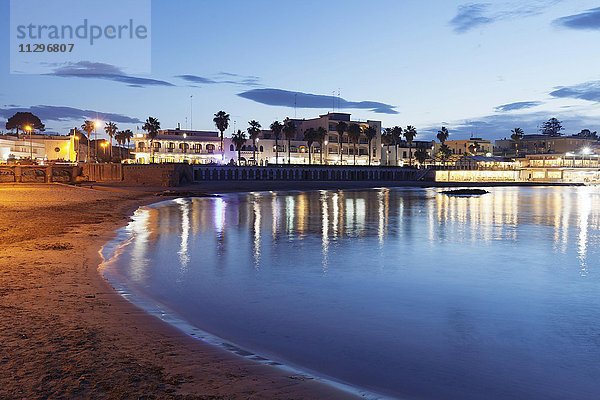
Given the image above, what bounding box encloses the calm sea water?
[105,187,600,399]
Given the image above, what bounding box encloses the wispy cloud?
[421,110,597,140]
[237,88,398,114]
[450,4,494,33]
[176,72,261,87]
[450,1,562,33]
[553,7,600,30]
[550,81,600,102]
[47,61,174,87]
[0,105,142,124]
[495,101,543,112]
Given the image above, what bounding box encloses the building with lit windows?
[132,113,384,165]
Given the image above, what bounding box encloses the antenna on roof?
[190,95,193,130]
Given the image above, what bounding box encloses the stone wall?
[0,165,80,183]
[193,165,419,182]
[122,164,193,187]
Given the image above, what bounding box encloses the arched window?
[206,144,215,153]
[230,144,234,151]
[138,142,145,150]
[259,145,264,152]
[153,142,161,149]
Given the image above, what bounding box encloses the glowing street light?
[24,125,33,161]
[94,120,102,162]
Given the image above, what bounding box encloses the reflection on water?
[113,187,600,400]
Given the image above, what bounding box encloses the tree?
[115,131,124,160]
[381,128,394,165]
[575,129,598,139]
[213,111,230,159]
[283,118,297,164]
[414,147,429,165]
[437,126,449,144]
[336,121,348,164]
[231,129,247,165]
[303,128,316,165]
[347,123,362,165]
[5,112,45,133]
[247,120,261,165]
[104,121,118,161]
[315,126,327,165]
[270,120,283,165]
[143,117,161,163]
[391,126,403,165]
[81,120,95,162]
[540,118,563,136]
[439,144,452,165]
[363,125,377,166]
[404,125,417,166]
[510,127,524,156]
[467,141,479,155]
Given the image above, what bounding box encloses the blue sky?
[1,0,600,140]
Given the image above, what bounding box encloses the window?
[138,142,145,150]
[230,144,234,151]
[153,142,161,149]
[259,145,264,152]
[206,144,215,153]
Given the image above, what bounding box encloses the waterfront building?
[133,113,384,165]
[442,138,493,156]
[518,134,599,155]
[0,134,79,163]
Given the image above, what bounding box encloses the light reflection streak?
[321,192,329,273]
[253,195,261,269]
[176,198,191,277]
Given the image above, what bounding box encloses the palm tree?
[315,126,327,165]
[382,128,393,165]
[123,129,134,152]
[283,118,296,164]
[270,120,283,165]
[231,129,247,165]
[437,126,449,144]
[115,130,125,160]
[247,120,262,165]
[303,128,316,165]
[104,121,118,161]
[414,147,429,166]
[511,127,524,156]
[403,125,417,166]
[81,120,95,162]
[439,144,452,165]
[363,125,377,166]
[213,111,230,160]
[347,123,361,165]
[336,121,348,164]
[391,126,403,165]
[143,117,160,163]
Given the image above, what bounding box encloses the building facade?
[0,134,79,163]
[132,113,384,165]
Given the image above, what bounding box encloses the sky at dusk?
[1,0,600,141]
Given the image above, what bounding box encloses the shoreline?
[0,183,360,399]
[0,181,583,399]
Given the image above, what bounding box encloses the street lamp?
[24,125,33,161]
[94,120,101,162]
[582,147,592,167]
[73,128,80,163]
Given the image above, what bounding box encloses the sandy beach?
[0,184,358,399]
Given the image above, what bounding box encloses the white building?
[132,113,384,165]
[0,134,79,163]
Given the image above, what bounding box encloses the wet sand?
[0,184,358,399]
